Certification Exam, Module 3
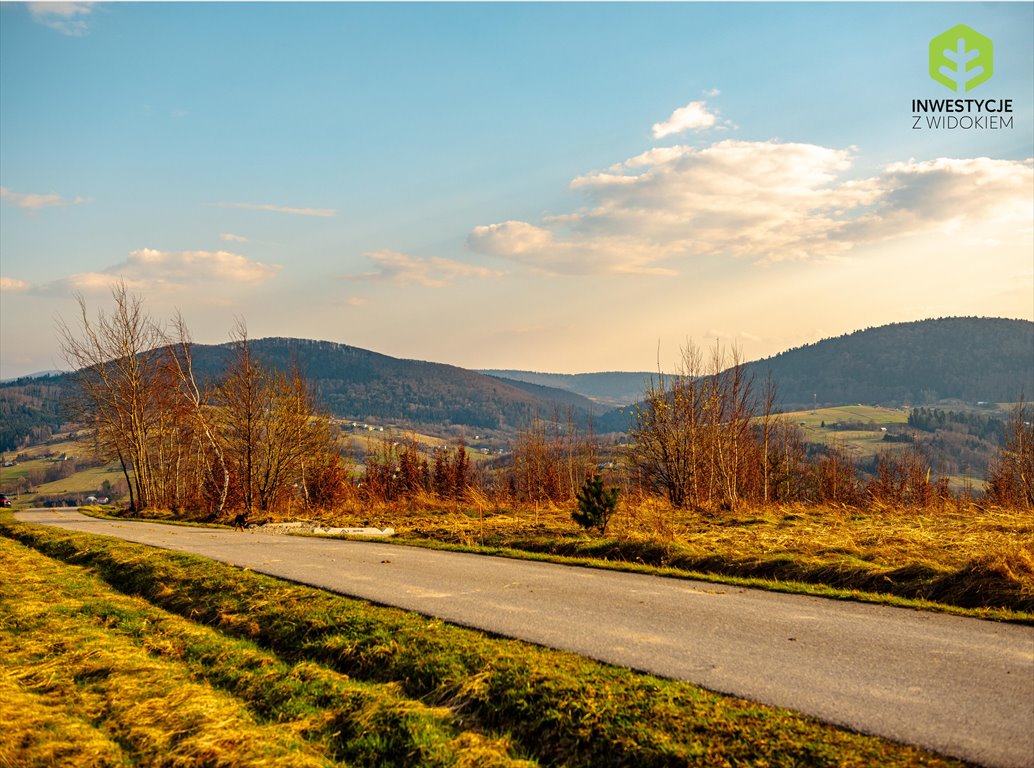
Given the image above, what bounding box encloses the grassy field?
[0,434,124,503]
[779,404,908,457]
[0,517,962,767]
[773,405,991,490]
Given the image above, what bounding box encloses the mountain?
[2,318,1029,450]
[0,339,602,452]
[188,338,597,431]
[0,370,67,384]
[593,317,1034,432]
[0,378,69,452]
[478,370,655,407]
[747,317,1033,408]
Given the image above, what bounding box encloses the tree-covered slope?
[187,338,597,430]
[748,317,1033,407]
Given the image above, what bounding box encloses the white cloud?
[1,186,89,210]
[27,2,95,35]
[468,221,674,276]
[350,249,502,288]
[61,272,147,294]
[212,202,336,217]
[123,248,281,284]
[0,277,31,293]
[468,137,1032,276]
[220,232,250,243]
[652,100,719,138]
[38,248,282,295]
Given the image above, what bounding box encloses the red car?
[0,494,11,508]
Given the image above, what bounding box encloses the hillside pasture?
[781,405,908,457]
[0,437,123,503]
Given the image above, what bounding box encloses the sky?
[1,2,1032,379]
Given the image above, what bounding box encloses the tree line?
[61,289,1033,518]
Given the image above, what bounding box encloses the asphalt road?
[13,509,1034,768]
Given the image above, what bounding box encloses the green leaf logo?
[930,24,993,92]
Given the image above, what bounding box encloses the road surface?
[12,509,1034,768]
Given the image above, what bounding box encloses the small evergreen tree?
[572,474,619,536]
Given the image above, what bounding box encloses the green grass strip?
[0,536,532,768]
[2,517,961,768]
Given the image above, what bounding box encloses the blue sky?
[2,2,1032,378]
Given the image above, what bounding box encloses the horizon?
[2,3,1032,379]
[5,314,1029,383]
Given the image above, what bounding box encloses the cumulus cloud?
[124,248,280,283]
[652,100,719,138]
[0,277,31,292]
[38,248,282,295]
[212,201,336,217]
[27,2,95,35]
[470,140,875,273]
[1,186,89,210]
[350,249,502,288]
[468,221,674,276]
[467,133,1032,276]
[220,232,250,243]
[841,157,1034,243]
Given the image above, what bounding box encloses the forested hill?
[745,317,1032,407]
[0,338,598,450]
[2,318,1030,450]
[187,338,596,431]
[593,317,1033,432]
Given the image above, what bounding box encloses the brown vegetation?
[60,285,342,518]
[58,290,1032,614]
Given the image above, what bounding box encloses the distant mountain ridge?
[591,317,1033,432]
[1,317,1029,450]
[478,370,655,407]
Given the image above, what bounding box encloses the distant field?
[779,405,908,459]
[30,464,124,496]
[0,435,120,502]
[339,425,503,468]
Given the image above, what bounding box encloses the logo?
[930,24,993,92]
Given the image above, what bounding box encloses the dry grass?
[259,497,1034,614]
[0,536,532,768]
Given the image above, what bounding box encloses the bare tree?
[986,399,1034,509]
[165,312,229,515]
[629,343,704,510]
[509,410,599,504]
[58,283,172,511]
[218,320,264,513]
[218,323,339,513]
[256,366,334,511]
